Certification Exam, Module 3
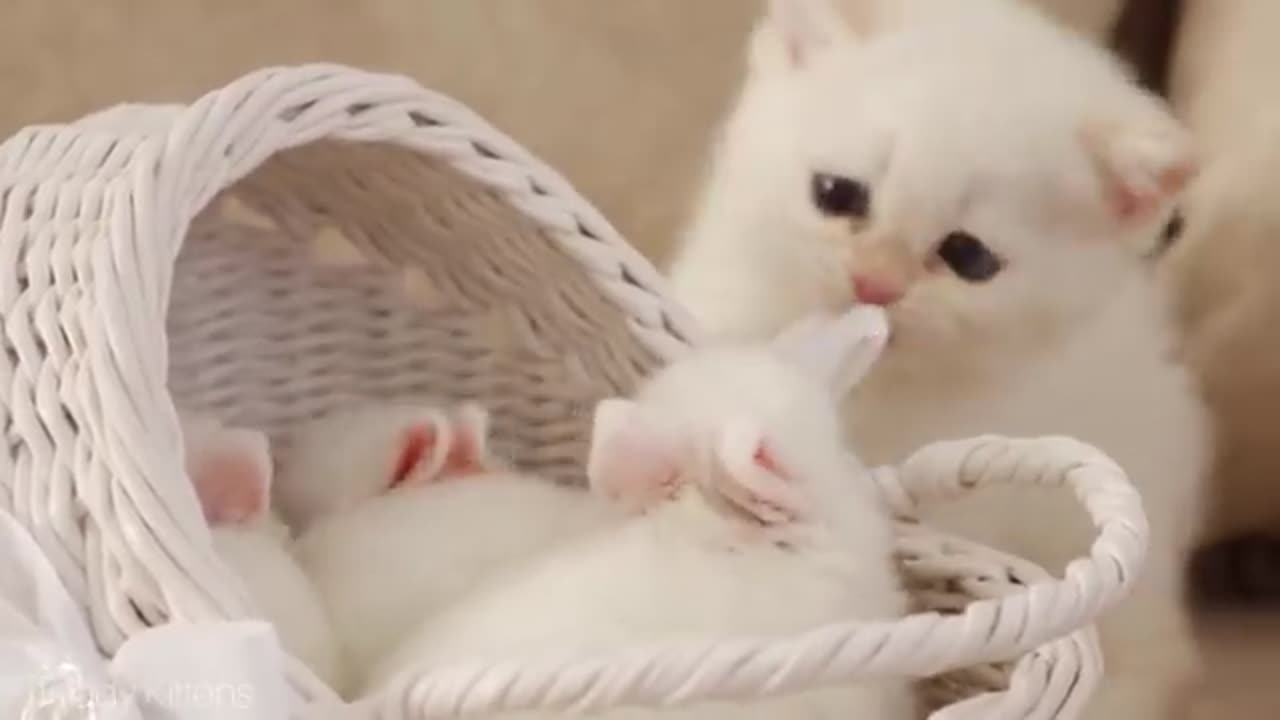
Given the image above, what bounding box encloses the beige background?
[1,1,1275,717]
[0,0,1124,264]
[2,0,760,262]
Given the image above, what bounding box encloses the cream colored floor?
[2,2,1276,716]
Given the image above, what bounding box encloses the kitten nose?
[850,274,904,306]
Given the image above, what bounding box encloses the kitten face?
[712,0,1194,380]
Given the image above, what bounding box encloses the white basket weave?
[0,64,1147,719]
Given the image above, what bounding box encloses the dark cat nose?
[851,274,904,306]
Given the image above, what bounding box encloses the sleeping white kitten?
[669,1,1209,718]
[288,403,618,692]
[179,414,343,690]
[366,308,913,719]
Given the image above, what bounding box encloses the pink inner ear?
[1112,189,1144,222]
[440,404,496,477]
[588,399,683,512]
[440,433,486,476]
[753,443,784,478]
[188,443,268,520]
[1111,171,1189,222]
[1083,121,1197,225]
[590,442,680,512]
[712,421,808,528]
[389,425,436,489]
[388,406,499,489]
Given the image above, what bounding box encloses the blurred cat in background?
[1163,0,1280,603]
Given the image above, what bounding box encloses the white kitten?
[365,308,914,720]
[669,1,1208,718]
[273,402,485,533]
[180,415,343,690]
[290,404,619,692]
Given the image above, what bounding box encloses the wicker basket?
[0,64,1146,719]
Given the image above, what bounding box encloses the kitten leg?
[1083,556,1202,720]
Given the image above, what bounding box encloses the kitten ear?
[443,402,498,475]
[771,306,889,398]
[185,424,273,527]
[709,418,809,527]
[387,403,495,490]
[1081,102,1198,225]
[385,408,447,490]
[587,398,684,513]
[750,0,856,74]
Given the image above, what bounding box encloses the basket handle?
[930,625,1101,720]
[320,434,1144,720]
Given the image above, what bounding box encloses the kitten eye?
[810,173,871,218]
[936,231,1003,283]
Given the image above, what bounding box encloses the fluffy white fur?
[364,309,913,719]
[179,414,343,690]
[668,1,1209,718]
[273,402,475,533]
[207,516,344,689]
[285,403,621,694]
[296,479,618,693]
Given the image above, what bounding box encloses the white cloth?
[0,510,294,719]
